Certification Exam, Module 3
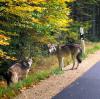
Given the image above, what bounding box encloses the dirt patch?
[15,50,100,99]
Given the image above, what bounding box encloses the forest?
[0,0,100,98]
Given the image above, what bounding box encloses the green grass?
[51,67,64,75]
[0,42,100,99]
[83,44,100,59]
[0,66,61,99]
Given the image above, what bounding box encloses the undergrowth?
[0,42,100,99]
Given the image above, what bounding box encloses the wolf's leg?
[25,69,30,78]
[11,72,18,83]
[75,59,79,69]
[58,57,64,70]
[61,57,64,70]
[58,57,61,70]
[71,55,75,70]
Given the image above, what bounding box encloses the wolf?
[48,43,82,70]
[1,58,33,86]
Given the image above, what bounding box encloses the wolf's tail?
[76,48,82,63]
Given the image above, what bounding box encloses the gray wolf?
[48,43,82,70]
[1,58,33,86]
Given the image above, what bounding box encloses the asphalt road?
[53,61,100,99]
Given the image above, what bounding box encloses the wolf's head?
[23,57,33,68]
[27,57,33,67]
[47,44,57,54]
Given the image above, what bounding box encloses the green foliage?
[0,0,73,66]
[70,0,100,41]
[0,1,32,61]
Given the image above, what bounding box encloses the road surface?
[53,61,100,99]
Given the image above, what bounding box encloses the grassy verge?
[0,66,61,99]
[0,42,100,99]
[83,43,100,59]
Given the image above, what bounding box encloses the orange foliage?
[0,34,10,46]
[0,34,10,40]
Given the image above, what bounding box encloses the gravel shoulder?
[15,50,100,99]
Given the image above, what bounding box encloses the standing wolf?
[48,43,82,70]
[1,58,33,86]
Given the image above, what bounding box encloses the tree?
[70,0,100,40]
[0,0,73,62]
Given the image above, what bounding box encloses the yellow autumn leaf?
[0,40,10,46]
[32,18,41,24]
[26,0,46,4]
[65,0,74,2]
[57,0,74,3]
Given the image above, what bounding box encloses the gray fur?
[6,58,33,85]
[48,44,82,70]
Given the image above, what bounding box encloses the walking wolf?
[48,44,82,70]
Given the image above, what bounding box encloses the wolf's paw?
[61,68,65,71]
[74,67,78,69]
[70,68,74,70]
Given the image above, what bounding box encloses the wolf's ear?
[28,57,33,62]
[25,57,29,60]
[47,43,52,48]
[23,62,28,67]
